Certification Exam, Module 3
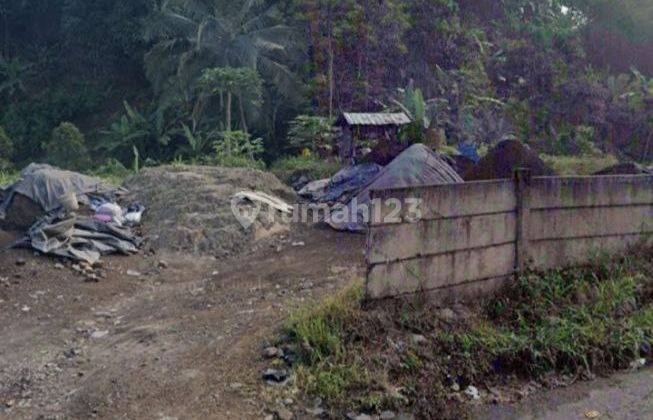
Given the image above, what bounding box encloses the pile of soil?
[0,193,43,231]
[464,140,555,181]
[594,162,652,175]
[124,165,296,257]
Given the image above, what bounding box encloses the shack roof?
[337,112,411,127]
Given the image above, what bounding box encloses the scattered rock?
[157,260,169,269]
[436,308,456,322]
[20,305,30,312]
[90,330,109,339]
[263,346,284,359]
[15,257,26,266]
[126,270,142,277]
[380,411,397,419]
[585,410,601,419]
[275,407,294,420]
[85,274,100,283]
[305,407,325,417]
[94,311,113,319]
[630,358,646,370]
[464,385,480,400]
[263,368,289,384]
[54,263,65,270]
[348,414,372,420]
[64,348,82,359]
[410,334,427,345]
[291,241,305,247]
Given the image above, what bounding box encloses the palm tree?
[144,0,302,105]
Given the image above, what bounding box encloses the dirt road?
[477,368,653,420]
[3,224,653,419]
[0,226,365,419]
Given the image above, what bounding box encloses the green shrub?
[549,125,603,157]
[0,126,13,170]
[45,122,91,171]
[541,154,619,175]
[287,115,337,156]
[92,158,132,186]
[0,170,19,187]
[271,155,340,183]
[213,130,265,169]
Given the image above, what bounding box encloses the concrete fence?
[365,172,653,300]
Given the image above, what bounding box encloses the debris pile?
[124,165,296,257]
[327,144,462,232]
[0,164,143,264]
[464,140,555,181]
[298,163,382,204]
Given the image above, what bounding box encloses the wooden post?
[514,168,532,275]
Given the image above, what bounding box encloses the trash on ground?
[1,163,143,264]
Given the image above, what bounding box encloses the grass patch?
[283,246,653,417]
[0,170,19,187]
[541,154,619,175]
[271,155,340,184]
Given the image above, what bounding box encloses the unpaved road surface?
[3,225,653,419]
[0,227,365,419]
[478,368,653,420]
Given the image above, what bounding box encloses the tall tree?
[144,0,302,106]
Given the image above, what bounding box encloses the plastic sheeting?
[0,163,118,217]
[1,163,142,264]
[327,144,463,232]
[298,163,382,204]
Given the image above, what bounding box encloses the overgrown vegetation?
[270,155,341,184]
[284,245,653,417]
[1,1,652,173]
[541,154,620,175]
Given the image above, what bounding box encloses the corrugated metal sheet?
[341,112,411,126]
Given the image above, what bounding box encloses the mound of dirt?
[124,165,296,257]
[464,140,555,181]
[594,162,652,175]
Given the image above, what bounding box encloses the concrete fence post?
[514,168,532,275]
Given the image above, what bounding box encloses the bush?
[270,155,341,183]
[213,130,265,169]
[549,125,603,157]
[0,126,14,170]
[45,122,91,171]
[92,158,132,186]
[287,115,337,156]
[541,154,619,175]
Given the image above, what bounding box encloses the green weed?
[0,170,19,187]
[271,155,340,184]
[541,154,619,175]
[283,246,653,417]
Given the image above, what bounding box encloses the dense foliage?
[1,0,651,171]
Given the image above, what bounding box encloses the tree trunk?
[226,91,232,132]
[238,93,248,133]
[327,6,334,119]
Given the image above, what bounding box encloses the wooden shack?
[336,112,411,162]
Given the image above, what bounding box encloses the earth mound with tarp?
[464,140,555,181]
[124,165,296,257]
[0,163,142,264]
[327,143,463,232]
